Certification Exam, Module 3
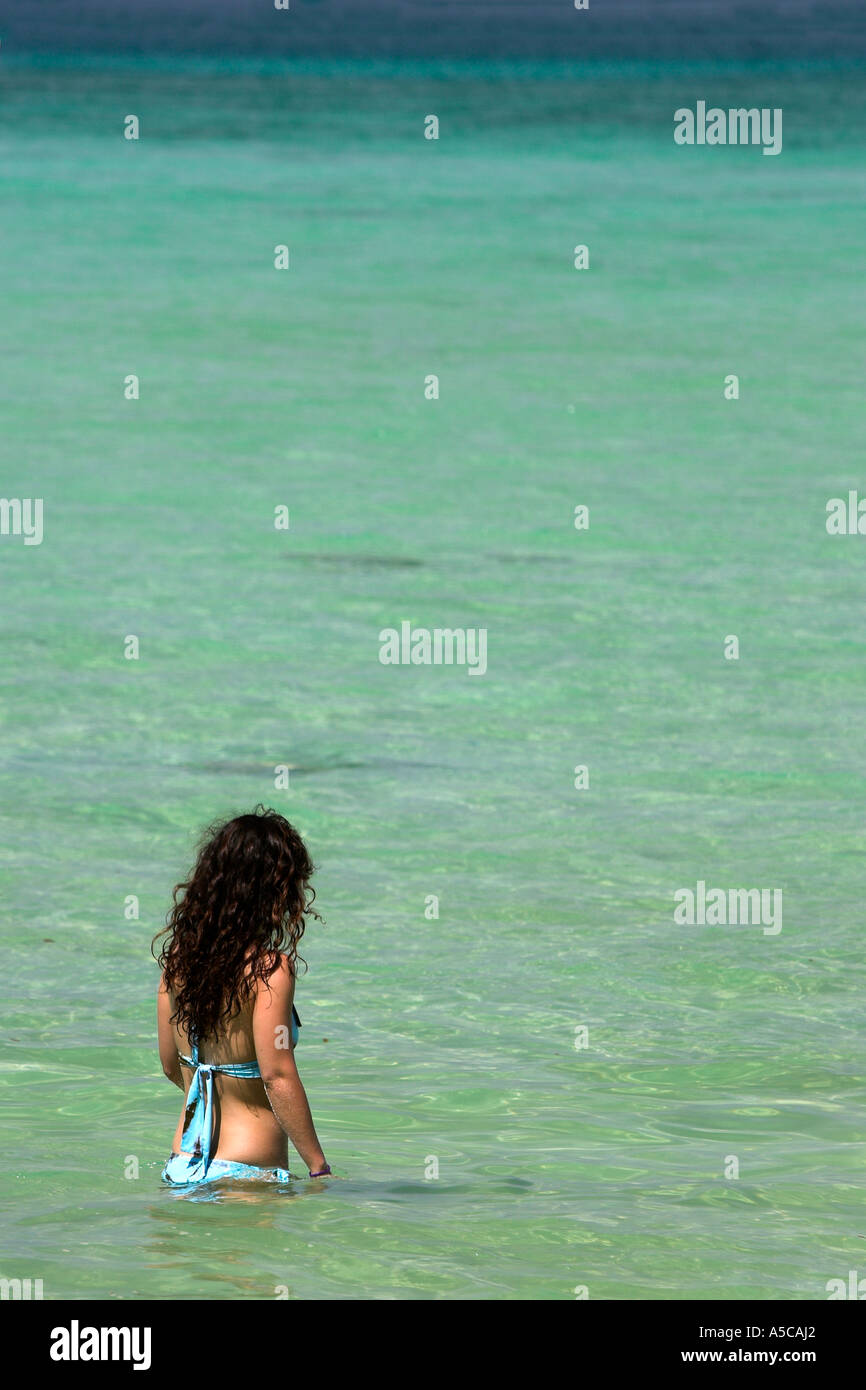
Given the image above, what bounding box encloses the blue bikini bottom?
[162,1151,295,1185]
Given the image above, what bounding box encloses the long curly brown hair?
[153,806,322,1043]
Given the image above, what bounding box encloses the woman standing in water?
[154,807,330,1185]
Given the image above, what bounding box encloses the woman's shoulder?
[272,950,296,983]
[247,948,295,986]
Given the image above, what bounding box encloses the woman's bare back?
[167,961,290,1168]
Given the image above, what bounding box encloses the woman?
[154,807,330,1185]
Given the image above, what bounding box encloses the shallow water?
[1,55,865,1300]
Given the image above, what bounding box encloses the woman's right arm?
[252,955,328,1174]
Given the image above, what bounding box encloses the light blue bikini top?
[177,1007,300,1177]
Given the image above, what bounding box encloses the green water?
[1,56,865,1300]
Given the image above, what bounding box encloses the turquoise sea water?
[1,56,865,1300]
